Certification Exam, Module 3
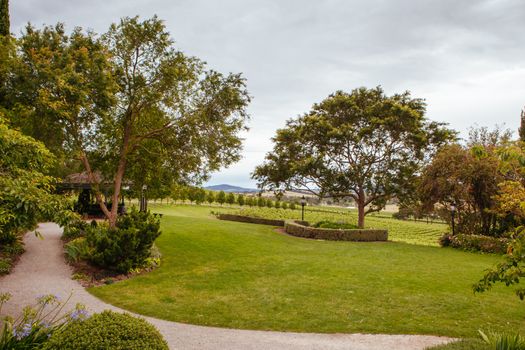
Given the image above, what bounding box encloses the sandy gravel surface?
[0,223,453,350]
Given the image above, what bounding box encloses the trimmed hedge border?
[216,214,388,242]
[217,214,285,227]
[284,221,388,242]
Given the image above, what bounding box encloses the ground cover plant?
[89,205,525,338]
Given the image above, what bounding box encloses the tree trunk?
[357,198,365,229]
[80,153,111,219]
[108,122,132,228]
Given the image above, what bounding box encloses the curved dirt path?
[0,223,453,350]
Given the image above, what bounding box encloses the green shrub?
[479,330,525,350]
[62,219,89,241]
[2,241,24,256]
[64,238,92,263]
[313,220,358,229]
[440,233,509,254]
[43,311,168,350]
[86,208,161,273]
[0,240,24,276]
[0,258,10,275]
[439,233,453,247]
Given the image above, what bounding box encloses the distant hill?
[204,184,258,193]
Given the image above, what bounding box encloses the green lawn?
[89,205,525,337]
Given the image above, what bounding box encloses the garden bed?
[284,221,388,241]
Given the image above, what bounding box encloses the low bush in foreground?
[440,234,509,254]
[43,310,168,350]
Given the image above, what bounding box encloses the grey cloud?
[10,0,525,188]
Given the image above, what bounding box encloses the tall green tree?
[9,16,250,228]
[418,144,503,235]
[253,87,455,228]
[226,192,235,206]
[237,193,245,206]
[519,108,525,142]
[7,23,115,177]
[216,191,226,205]
[0,0,9,36]
[206,191,215,205]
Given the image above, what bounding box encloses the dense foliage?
[85,209,161,273]
[5,16,250,227]
[0,116,65,274]
[43,311,168,350]
[475,226,525,300]
[0,0,8,36]
[253,87,455,228]
[440,233,509,254]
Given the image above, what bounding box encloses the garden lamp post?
[300,196,307,221]
[450,203,456,235]
[140,184,148,212]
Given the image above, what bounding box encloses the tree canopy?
[0,0,8,36]
[5,16,250,227]
[253,87,455,228]
[0,114,62,244]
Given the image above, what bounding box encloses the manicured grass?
[89,205,525,337]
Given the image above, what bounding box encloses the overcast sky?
[10,0,525,188]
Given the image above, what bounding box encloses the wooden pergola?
[56,172,126,217]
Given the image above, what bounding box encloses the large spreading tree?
[7,16,250,227]
[252,87,454,228]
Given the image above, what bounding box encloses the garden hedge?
[441,233,509,254]
[284,221,388,242]
[217,214,285,227]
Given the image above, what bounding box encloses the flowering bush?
[0,293,88,349]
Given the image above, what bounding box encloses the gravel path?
[0,223,453,350]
